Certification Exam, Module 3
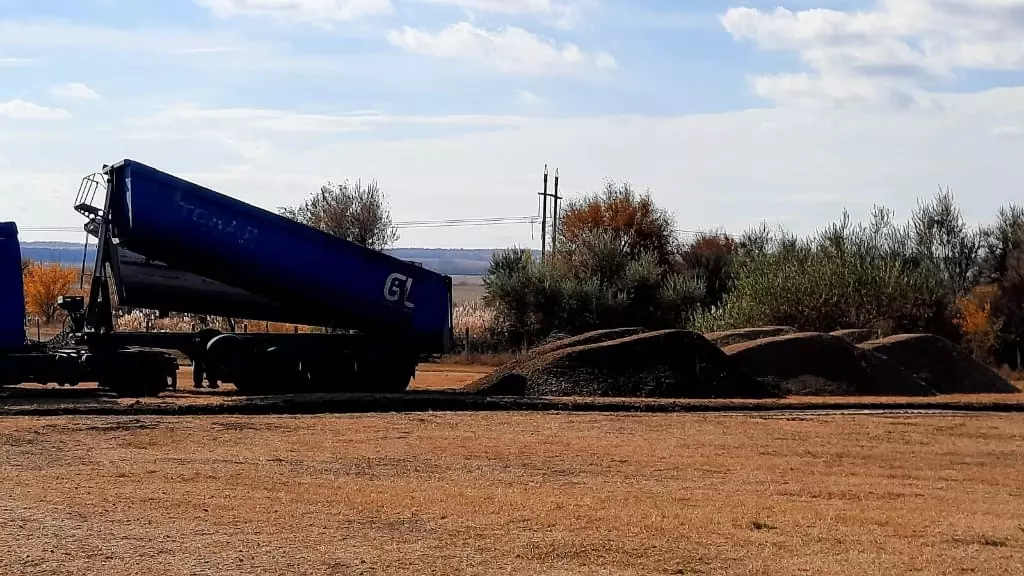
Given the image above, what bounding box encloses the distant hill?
[21,242,97,269]
[19,242,533,277]
[389,248,498,276]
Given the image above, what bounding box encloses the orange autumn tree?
[23,262,80,324]
[954,283,1002,363]
[556,179,677,270]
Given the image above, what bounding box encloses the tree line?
[478,182,1024,370]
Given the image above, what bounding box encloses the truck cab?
[0,222,26,353]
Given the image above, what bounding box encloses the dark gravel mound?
[470,329,779,399]
[860,334,1018,394]
[704,326,797,347]
[463,327,646,395]
[831,329,878,345]
[724,332,936,397]
[534,331,572,347]
[528,327,648,357]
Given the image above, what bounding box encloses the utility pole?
[551,168,561,256]
[540,165,549,261]
[537,164,563,261]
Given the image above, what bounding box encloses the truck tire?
[234,346,300,395]
[96,349,176,398]
[299,351,357,393]
[358,355,416,393]
[104,372,169,398]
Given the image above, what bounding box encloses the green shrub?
[482,184,1021,361]
[701,195,980,339]
[483,235,705,347]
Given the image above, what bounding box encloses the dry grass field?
[1,412,1022,575]
[451,275,485,304]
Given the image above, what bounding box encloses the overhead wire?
[17,222,749,237]
[17,215,542,234]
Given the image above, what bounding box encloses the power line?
[393,216,537,229]
[18,222,747,239]
[17,215,541,234]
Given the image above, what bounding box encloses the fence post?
[463,327,471,359]
[36,319,40,341]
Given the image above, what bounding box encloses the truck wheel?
[232,375,269,395]
[300,354,356,393]
[233,347,298,395]
[376,369,413,393]
[360,356,415,393]
[102,372,169,398]
[97,350,176,398]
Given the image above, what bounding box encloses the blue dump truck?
[0,159,454,397]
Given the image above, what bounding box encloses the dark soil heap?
[704,326,797,348]
[463,327,647,396]
[830,329,878,345]
[469,329,779,399]
[859,334,1018,394]
[724,332,936,397]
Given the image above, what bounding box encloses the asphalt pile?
[703,326,796,348]
[468,326,1020,400]
[830,329,879,345]
[723,332,937,397]
[860,334,1018,394]
[468,329,780,399]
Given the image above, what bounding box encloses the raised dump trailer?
[0,159,454,396]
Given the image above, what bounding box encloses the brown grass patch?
[0,413,1022,575]
[412,363,495,391]
[437,352,520,367]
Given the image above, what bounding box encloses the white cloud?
[386,22,616,75]
[721,1,1024,106]
[194,0,393,23]
[0,20,352,74]
[516,89,546,105]
[0,100,71,120]
[4,87,1024,248]
[992,125,1024,137]
[0,20,220,52]
[418,0,592,29]
[51,83,101,100]
[0,57,36,66]
[169,46,242,55]
[133,104,529,133]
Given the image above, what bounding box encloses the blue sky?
[0,0,780,116]
[2,0,1024,247]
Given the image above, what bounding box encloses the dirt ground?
[171,363,487,392]
[0,412,1022,576]
[414,363,494,390]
